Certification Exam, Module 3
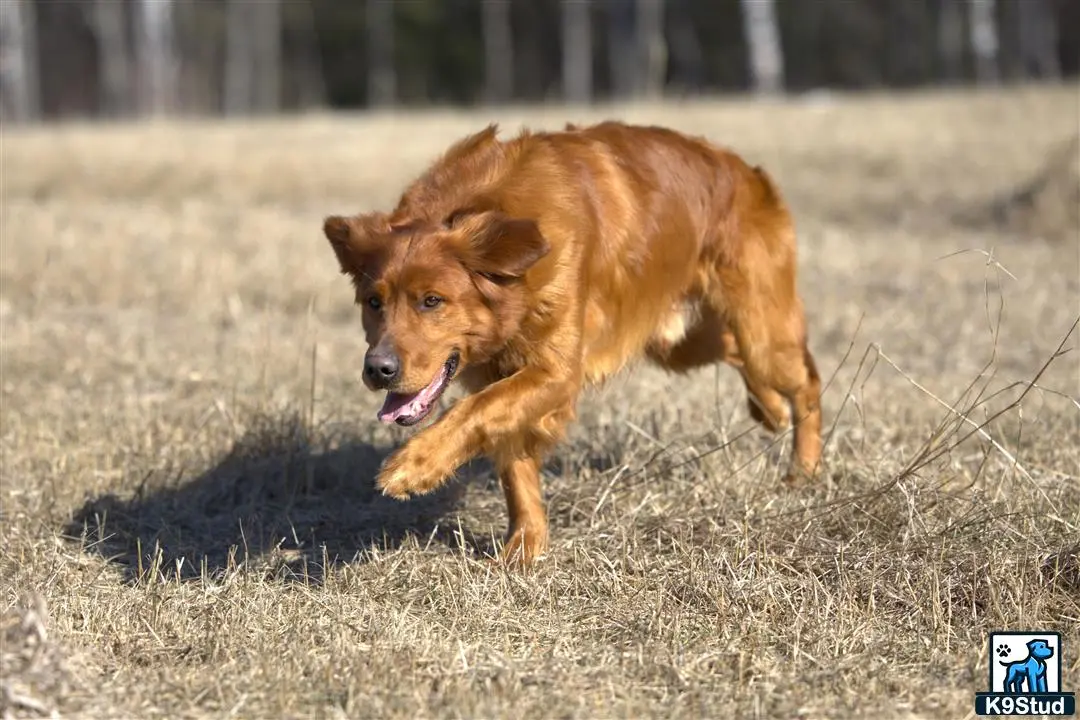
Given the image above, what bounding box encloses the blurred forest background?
[0,0,1076,123]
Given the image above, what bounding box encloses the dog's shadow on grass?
[63,412,497,585]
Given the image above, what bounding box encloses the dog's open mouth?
[377,352,459,427]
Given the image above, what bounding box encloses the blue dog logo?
[1000,639,1055,694]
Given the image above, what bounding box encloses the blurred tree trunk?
[224,0,254,115]
[93,0,131,117]
[607,0,635,98]
[665,0,703,92]
[996,0,1019,79]
[136,0,177,116]
[252,0,281,112]
[174,0,218,114]
[820,0,885,89]
[1057,0,1080,77]
[367,0,395,107]
[517,0,550,100]
[968,0,999,83]
[937,0,966,83]
[226,0,280,115]
[1017,0,1060,78]
[637,0,665,97]
[886,0,930,85]
[0,0,40,121]
[562,0,592,103]
[740,0,783,93]
[781,0,823,90]
[292,0,328,110]
[482,0,514,103]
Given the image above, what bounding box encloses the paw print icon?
[995,643,1011,659]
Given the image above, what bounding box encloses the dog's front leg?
[495,454,548,565]
[376,367,575,501]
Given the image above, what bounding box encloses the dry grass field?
[2,84,1078,719]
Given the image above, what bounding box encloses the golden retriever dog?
[323,121,822,565]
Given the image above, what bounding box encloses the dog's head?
[1027,640,1054,660]
[323,208,549,426]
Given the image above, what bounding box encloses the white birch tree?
[136,0,177,116]
[740,0,784,94]
[136,0,174,116]
[968,0,999,84]
[0,0,40,122]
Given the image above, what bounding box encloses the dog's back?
[392,121,798,386]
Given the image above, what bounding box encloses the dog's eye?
[367,296,382,311]
[422,295,443,309]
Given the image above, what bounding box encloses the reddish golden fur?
[323,121,822,565]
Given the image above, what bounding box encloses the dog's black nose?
[364,351,400,388]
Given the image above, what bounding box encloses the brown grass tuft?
[960,134,1080,244]
[1,594,82,719]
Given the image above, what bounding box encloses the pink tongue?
[377,391,420,423]
[376,365,448,423]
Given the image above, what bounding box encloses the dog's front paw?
[376,444,450,500]
[499,524,549,568]
[782,462,820,487]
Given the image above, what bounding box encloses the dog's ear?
[452,210,550,280]
[323,213,385,277]
[323,215,355,273]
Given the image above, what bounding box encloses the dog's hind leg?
[719,287,822,484]
[708,220,822,484]
[646,304,791,433]
[718,327,794,433]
